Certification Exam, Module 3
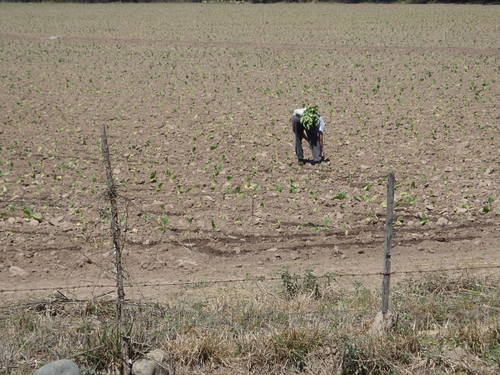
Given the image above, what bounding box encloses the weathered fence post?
[101,124,131,375]
[381,172,395,315]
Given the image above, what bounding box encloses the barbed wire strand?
[0,265,498,294]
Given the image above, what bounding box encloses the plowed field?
[0,3,498,303]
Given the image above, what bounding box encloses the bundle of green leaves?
[300,105,320,130]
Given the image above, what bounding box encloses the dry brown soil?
[0,3,498,304]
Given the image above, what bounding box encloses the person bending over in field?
[291,105,325,165]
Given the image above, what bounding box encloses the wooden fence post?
[101,124,131,375]
[381,172,395,315]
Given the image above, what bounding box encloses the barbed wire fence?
[1,265,499,296]
[1,124,499,373]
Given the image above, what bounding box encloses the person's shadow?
[302,157,330,165]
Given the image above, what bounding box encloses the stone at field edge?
[33,359,80,375]
[132,349,174,375]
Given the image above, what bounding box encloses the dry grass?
[1,273,498,374]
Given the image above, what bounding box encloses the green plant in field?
[23,207,42,221]
[354,192,374,202]
[461,203,471,210]
[334,191,347,200]
[304,221,322,232]
[244,182,259,191]
[155,215,169,232]
[280,270,320,299]
[362,184,372,192]
[300,105,320,130]
[165,169,176,181]
[176,184,191,194]
[323,216,332,227]
[431,128,438,140]
[59,162,73,170]
[418,213,429,225]
[302,270,321,298]
[281,271,299,298]
[398,192,417,204]
[149,171,157,183]
[213,164,224,177]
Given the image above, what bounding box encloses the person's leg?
[292,115,304,161]
[306,126,321,163]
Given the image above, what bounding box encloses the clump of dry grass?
[1,273,498,374]
[168,329,232,367]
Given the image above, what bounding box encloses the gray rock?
[9,266,28,277]
[60,222,73,232]
[33,359,80,375]
[175,259,197,269]
[27,219,40,226]
[132,349,174,375]
[48,216,64,226]
[436,217,449,226]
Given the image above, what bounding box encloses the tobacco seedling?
[418,213,429,225]
[149,171,157,183]
[482,195,494,213]
[354,192,375,202]
[323,216,332,227]
[23,207,42,221]
[300,105,320,130]
[334,191,346,200]
[155,215,169,232]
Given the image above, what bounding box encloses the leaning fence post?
[101,124,131,375]
[381,172,395,315]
